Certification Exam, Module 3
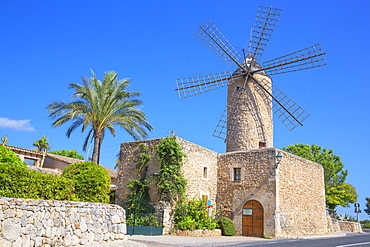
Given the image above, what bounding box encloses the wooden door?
[242,200,264,237]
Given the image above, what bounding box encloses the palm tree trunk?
[92,131,103,164]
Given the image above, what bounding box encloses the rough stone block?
[2,218,21,241]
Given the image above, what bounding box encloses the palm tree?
[47,70,153,164]
[1,135,9,145]
[33,136,51,152]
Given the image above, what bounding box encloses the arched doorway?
[242,200,264,237]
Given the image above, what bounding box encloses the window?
[203,167,208,179]
[259,142,266,149]
[24,158,36,166]
[233,168,241,182]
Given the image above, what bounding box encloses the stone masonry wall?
[335,220,362,233]
[116,137,218,233]
[0,197,126,247]
[175,138,218,204]
[116,137,218,206]
[217,148,277,237]
[276,150,328,238]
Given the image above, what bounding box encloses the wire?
[280,16,314,45]
[184,98,215,129]
[306,68,321,110]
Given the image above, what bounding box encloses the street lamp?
[276,152,283,169]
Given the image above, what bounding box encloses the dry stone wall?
[334,220,362,233]
[0,197,126,247]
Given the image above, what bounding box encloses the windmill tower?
[176,6,326,152]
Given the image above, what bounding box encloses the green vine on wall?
[123,137,187,225]
[154,137,187,203]
[125,143,158,226]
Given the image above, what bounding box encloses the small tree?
[62,161,111,203]
[365,197,370,217]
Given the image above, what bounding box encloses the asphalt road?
[127,230,370,247]
[231,232,370,247]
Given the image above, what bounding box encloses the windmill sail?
[195,20,243,68]
[248,6,282,60]
[261,44,326,75]
[176,71,236,99]
[254,78,310,130]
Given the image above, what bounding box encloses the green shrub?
[363,223,370,229]
[0,145,24,165]
[360,219,370,224]
[173,199,217,230]
[49,150,84,160]
[62,161,111,203]
[0,162,75,201]
[217,217,236,236]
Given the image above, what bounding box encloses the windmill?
[175,6,326,152]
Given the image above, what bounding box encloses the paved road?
[235,232,370,247]
[126,231,370,247]
[92,230,370,247]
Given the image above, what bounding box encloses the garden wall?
[333,220,362,233]
[0,197,126,247]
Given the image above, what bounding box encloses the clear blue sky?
[1,1,369,219]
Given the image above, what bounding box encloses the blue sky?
[1,1,369,219]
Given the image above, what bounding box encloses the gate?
[242,200,264,237]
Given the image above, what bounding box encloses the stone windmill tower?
[176,6,326,152]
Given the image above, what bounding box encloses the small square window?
[203,167,208,179]
[233,168,241,182]
[259,142,266,149]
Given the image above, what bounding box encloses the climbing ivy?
[154,137,187,203]
[122,137,187,226]
[124,144,159,226]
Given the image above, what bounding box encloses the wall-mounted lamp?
[275,152,283,169]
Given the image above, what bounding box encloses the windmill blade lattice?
[176,71,237,99]
[248,6,282,60]
[195,20,243,67]
[261,44,326,76]
[254,78,310,130]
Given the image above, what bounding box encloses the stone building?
[116,136,329,238]
[116,138,218,207]
[117,68,330,238]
